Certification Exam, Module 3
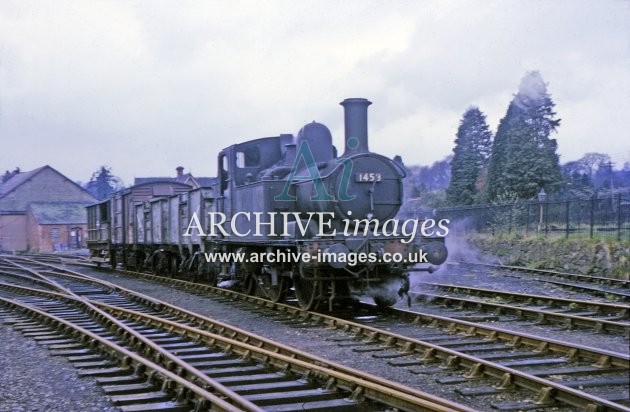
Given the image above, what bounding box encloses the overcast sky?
[1,0,629,185]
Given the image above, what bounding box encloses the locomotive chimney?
[341,98,372,155]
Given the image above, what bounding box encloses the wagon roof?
[134,175,215,188]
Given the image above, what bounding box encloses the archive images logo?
[274,137,360,202]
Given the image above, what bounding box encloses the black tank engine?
[87,98,448,310]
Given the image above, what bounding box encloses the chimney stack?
[176,166,184,177]
[340,98,371,155]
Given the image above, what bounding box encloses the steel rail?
[411,284,630,337]
[9,256,630,411]
[27,259,627,368]
[0,296,242,412]
[0,279,470,412]
[367,302,630,368]
[113,285,630,409]
[11,265,630,406]
[416,281,629,316]
[0,269,59,290]
[97,303,470,412]
[451,262,630,302]
[451,261,629,289]
[88,267,629,366]
[0,267,264,411]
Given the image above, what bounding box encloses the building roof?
[195,177,217,187]
[0,166,48,197]
[0,165,95,201]
[133,177,175,185]
[29,202,91,225]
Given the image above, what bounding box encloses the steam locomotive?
[87,98,447,310]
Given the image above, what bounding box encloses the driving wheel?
[242,273,257,296]
[260,275,287,303]
[293,274,320,310]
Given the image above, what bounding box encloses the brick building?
[0,165,96,252]
[26,202,90,252]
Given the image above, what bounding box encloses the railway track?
[411,282,630,337]
[459,262,630,288]
[450,262,630,302]
[0,255,470,412]
[0,299,241,412]
[7,255,627,411]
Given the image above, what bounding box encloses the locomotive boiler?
[87,98,448,310]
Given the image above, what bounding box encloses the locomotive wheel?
[293,275,320,311]
[136,252,146,271]
[373,294,397,309]
[242,273,257,296]
[122,251,130,270]
[260,276,287,303]
[169,255,178,278]
[109,250,116,270]
[151,256,159,274]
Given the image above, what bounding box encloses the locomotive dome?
[295,121,334,164]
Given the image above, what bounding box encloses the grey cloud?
[0,0,628,184]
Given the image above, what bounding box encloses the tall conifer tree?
[486,71,561,200]
[86,166,122,200]
[446,107,492,205]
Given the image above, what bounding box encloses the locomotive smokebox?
[341,98,372,155]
